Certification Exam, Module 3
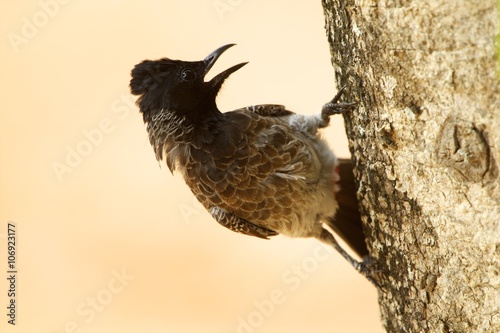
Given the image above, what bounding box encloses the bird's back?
[179,107,339,237]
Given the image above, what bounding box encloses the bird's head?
[130,44,247,121]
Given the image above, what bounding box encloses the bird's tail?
[326,158,369,258]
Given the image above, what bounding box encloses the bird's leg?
[318,228,381,288]
[320,86,357,127]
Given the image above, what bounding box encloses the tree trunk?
[322,1,500,332]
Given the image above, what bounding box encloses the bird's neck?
[145,107,223,160]
[146,109,190,144]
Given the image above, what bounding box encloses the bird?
[130,44,378,286]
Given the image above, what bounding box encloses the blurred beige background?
[0,1,383,332]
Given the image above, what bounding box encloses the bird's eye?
[181,69,196,82]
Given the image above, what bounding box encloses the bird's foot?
[318,228,383,289]
[353,256,384,290]
[321,86,357,124]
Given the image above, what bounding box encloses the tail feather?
[327,158,369,258]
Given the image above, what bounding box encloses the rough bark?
[322,1,500,332]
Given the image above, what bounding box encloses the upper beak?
[204,44,248,87]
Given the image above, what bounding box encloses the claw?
[321,86,357,120]
[357,258,384,290]
[331,85,347,104]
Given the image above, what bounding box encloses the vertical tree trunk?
[322,0,500,332]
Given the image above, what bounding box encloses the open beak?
[204,44,248,88]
